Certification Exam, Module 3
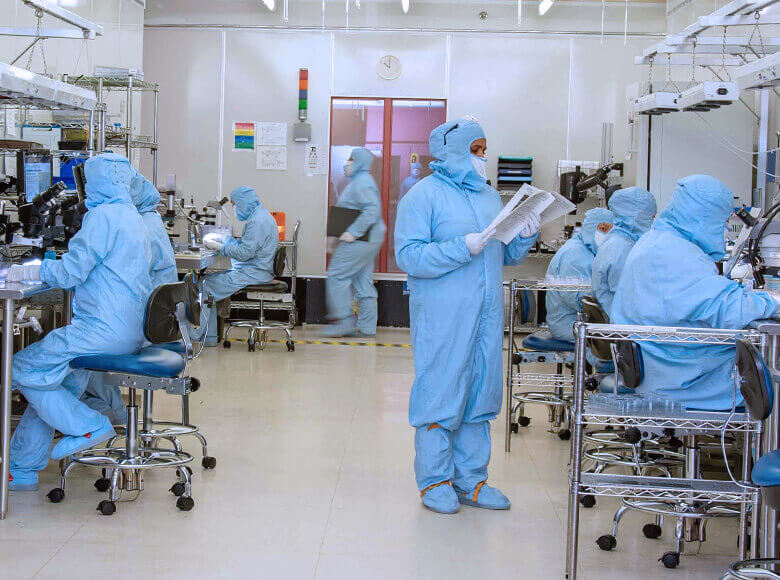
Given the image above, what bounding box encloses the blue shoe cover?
[320,319,358,338]
[51,419,115,461]
[8,473,38,491]
[421,483,459,514]
[456,483,511,510]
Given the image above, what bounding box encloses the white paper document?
[257,122,288,146]
[485,184,576,244]
[257,146,287,171]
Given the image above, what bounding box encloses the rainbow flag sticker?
[233,122,255,151]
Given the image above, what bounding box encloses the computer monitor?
[16,150,53,202]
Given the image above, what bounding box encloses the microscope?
[724,204,780,289]
[559,162,625,205]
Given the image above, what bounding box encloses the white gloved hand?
[203,233,225,251]
[6,264,41,282]
[519,212,541,239]
[340,231,356,243]
[464,230,494,256]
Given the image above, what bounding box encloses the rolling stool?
[109,274,216,470]
[723,339,777,580]
[595,338,763,568]
[46,280,201,515]
[223,246,295,352]
[510,330,577,439]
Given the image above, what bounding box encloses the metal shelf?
[71,75,158,92]
[512,278,591,292]
[582,407,761,433]
[581,322,761,345]
[511,373,573,389]
[578,472,758,504]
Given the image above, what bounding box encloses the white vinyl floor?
[2,326,740,579]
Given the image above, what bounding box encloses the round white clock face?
[377,55,402,80]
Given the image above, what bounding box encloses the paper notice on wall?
[257,122,287,146]
[233,122,255,151]
[258,146,287,171]
[4,109,19,137]
[304,144,327,176]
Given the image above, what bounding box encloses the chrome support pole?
[0,298,14,519]
[505,280,516,452]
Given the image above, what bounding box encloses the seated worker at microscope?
[611,175,780,410]
[591,186,657,317]
[545,207,614,341]
[6,153,153,490]
[81,168,177,424]
[197,186,278,346]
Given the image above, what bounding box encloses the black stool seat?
[70,347,185,378]
[245,280,288,294]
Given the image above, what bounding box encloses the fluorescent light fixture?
[0,61,96,110]
[402,0,409,14]
[734,52,780,90]
[539,0,553,15]
[633,92,680,115]
[517,0,522,23]
[675,81,739,112]
[262,0,275,10]
[58,0,79,6]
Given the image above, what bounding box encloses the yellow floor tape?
[224,338,411,348]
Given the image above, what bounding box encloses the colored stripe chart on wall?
[233,122,256,151]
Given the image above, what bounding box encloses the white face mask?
[471,154,487,180]
[344,161,354,178]
[594,230,608,250]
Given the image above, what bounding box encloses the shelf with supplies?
[497,156,532,194]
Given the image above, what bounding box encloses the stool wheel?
[596,534,617,551]
[97,500,116,516]
[624,427,642,445]
[518,416,531,427]
[170,482,186,497]
[47,488,65,503]
[222,340,231,349]
[94,478,111,492]
[558,428,571,441]
[584,377,599,392]
[177,496,195,511]
[286,340,295,352]
[642,523,662,539]
[190,377,201,392]
[580,495,596,508]
[668,436,683,451]
[248,340,256,352]
[510,422,519,434]
[202,456,217,469]
[659,552,679,569]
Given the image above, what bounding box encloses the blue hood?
[657,174,733,260]
[350,147,375,175]
[429,118,487,194]
[230,186,261,221]
[129,168,161,214]
[578,207,614,253]
[83,153,133,210]
[608,186,657,241]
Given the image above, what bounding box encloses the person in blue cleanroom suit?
[400,161,423,198]
[6,153,153,490]
[611,175,780,410]
[545,207,614,341]
[323,147,386,338]
[395,118,540,514]
[591,187,657,317]
[198,186,278,345]
[82,168,177,424]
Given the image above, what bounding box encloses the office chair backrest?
[735,339,774,420]
[144,280,194,344]
[580,295,612,361]
[273,246,287,279]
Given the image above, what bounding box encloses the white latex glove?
[203,233,225,251]
[340,231,356,243]
[7,264,40,282]
[465,231,493,256]
[519,212,541,239]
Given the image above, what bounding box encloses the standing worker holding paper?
[395,117,539,514]
[323,147,386,337]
